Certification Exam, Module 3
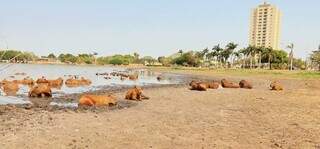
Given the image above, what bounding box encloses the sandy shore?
[0,74,320,148]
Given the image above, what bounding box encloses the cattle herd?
[189,79,283,91]
[0,71,284,108]
[0,75,92,97]
[0,71,150,107]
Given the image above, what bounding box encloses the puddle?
[49,102,78,108]
[48,100,138,111]
[0,96,31,105]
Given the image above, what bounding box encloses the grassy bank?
[149,66,320,80]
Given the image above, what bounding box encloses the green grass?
[149,66,320,80]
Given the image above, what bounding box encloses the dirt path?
[0,77,320,149]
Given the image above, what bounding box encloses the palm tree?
[199,48,209,61]
[206,50,217,63]
[223,42,238,67]
[256,47,264,69]
[211,44,224,67]
[239,48,250,68]
[262,47,274,70]
[246,46,257,69]
[232,51,242,68]
[287,43,294,71]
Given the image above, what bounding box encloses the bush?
[172,52,201,67]
[109,58,123,65]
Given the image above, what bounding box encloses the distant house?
[35,58,61,64]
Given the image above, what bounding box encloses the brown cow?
[125,86,149,101]
[189,80,207,91]
[78,94,117,106]
[29,84,52,97]
[205,81,220,89]
[221,79,240,88]
[1,80,19,96]
[128,74,138,80]
[190,80,220,90]
[270,81,283,91]
[36,76,49,84]
[65,77,91,87]
[48,77,64,88]
[13,77,35,86]
[239,80,253,89]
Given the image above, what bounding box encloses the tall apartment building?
[249,2,281,50]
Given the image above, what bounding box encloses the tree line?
[1,44,320,71]
[0,50,38,62]
[160,43,296,70]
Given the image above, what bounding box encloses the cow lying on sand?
[205,81,220,89]
[125,86,149,101]
[239,80,253,89]
[189,81,207,91]
[189,80,220,91]
[79,94,117,106]
[270,81,283,91]
[221,79,240,88]
[29,84,52,97]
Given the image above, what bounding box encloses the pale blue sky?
[0,0,319,58]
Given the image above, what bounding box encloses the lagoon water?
[0,63,182,105]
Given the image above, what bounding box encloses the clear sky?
[0,0,319,58]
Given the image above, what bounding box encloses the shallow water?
[0,63,183,106]
[0,96,31,105]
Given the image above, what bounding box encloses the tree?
[58,53,77,63]
[0,50,37,62]
[158,56,172,66]
[232,51,242,67]
[209,44,224,67]
[222,42,238,67]
[19,52,37,62]
[293,58,306,70]
[310,48,320,71]
[239,48,250,68]
[261,48,288,70]
[47,53,56,59]
[261,47,273,70]
[133,52,140,63]
[240,46,256,69]
[77,54,94,64]
[255,47,264,68]
[173,51,201,67]
[287,43,294,70]
[109,58,123,65]
[197,48,209,61]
